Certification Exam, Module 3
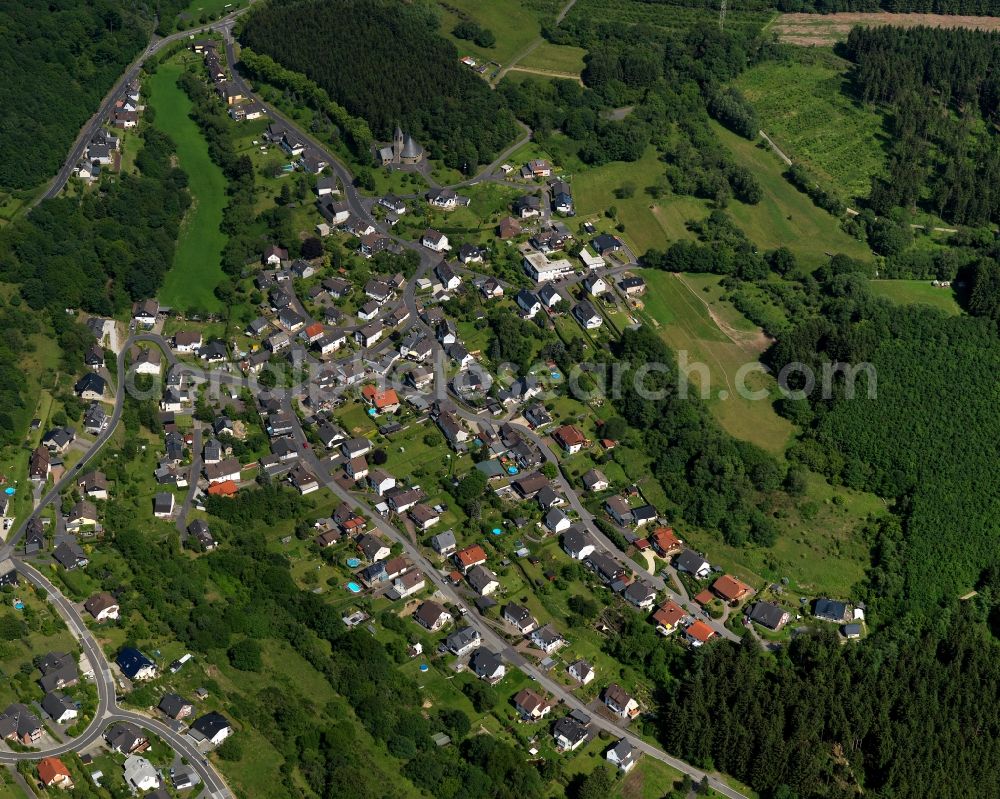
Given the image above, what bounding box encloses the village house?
[603,683,640,719]
[552,715,589,751]
[652,600,688,635]
[712,574,753,604]
[503,603,538,634]
[454,544,488,574]
[37,757,74,790]
[470,649,506,683]
[748,600,790,631]
[421,229,450,252]
[513,688,550,721]
[568,659,595,685]
[466,564,500,596]
[606,739,638,773]
[413,600,452,631]
[84,592,119,622]
[675,549,712,579]
[445,626,482,657]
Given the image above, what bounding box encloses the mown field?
[869,279,963,314]
[732,47,887,201]
[773,11,1000,46]
[571,125,871,268]
[146,58,227,313]
[517,41,587,76]
[633,269,883,597]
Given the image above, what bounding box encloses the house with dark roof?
[116,647,157,681]
[503,603,537,634]
[748,601,790,631]
[74,372,106,400]
[445,626,481,656]
[37,653,78,693]
[675,549,711,579]
[0,704,42,744]
[53,541,89,570]
[814,598,849,623]
[188,711,233,746]
[159,693,193,720]
[469,649,505,683]
[106,721,149,754]
[413,600,452,631]
[552,715,589,751]
[562,528,596,560]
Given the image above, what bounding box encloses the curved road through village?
[3,15,747,799]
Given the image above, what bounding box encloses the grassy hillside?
[732,48,887,200]
[147,59,227,313]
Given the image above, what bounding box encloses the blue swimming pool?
[551,371,561,379]
[4,487,14,496]
[491,528,502,536]
[346,582,362,593]
[419,664,429,672]
[346,557,361,568]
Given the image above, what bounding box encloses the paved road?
[33,5,256,212]
[0,340,233,798]
[281,397,745,798]
[176,423,203,532]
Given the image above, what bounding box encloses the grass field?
[436,0,546,67]
[869,279,963,314]
[517,42,587,76]
[573,129,871,268]
[684,470,885,598]
[732,48,887,200]
[636,269,796,456]
[147,60,226,313]
[711,122,874,267]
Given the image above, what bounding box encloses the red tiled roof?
[455,544,487,567]
[651,600,686,628]
[694,589,715,607]
[686,620,716,643]
[712,574,751,603]
[207,480,238,497]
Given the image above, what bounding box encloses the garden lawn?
[147,60,226,313]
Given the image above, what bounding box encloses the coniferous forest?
[238,0,519,173]
[0,0,147,191]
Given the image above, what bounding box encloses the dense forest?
[844,26,1000,224]
[238,0,519,173]
[663,615,1000,799]
[0,127,190,315]
[0,0,147,191]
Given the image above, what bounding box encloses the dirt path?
[673,273,771,354]
[758,130,791,166]
[492,0,579,85]
[503,66,584,84]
